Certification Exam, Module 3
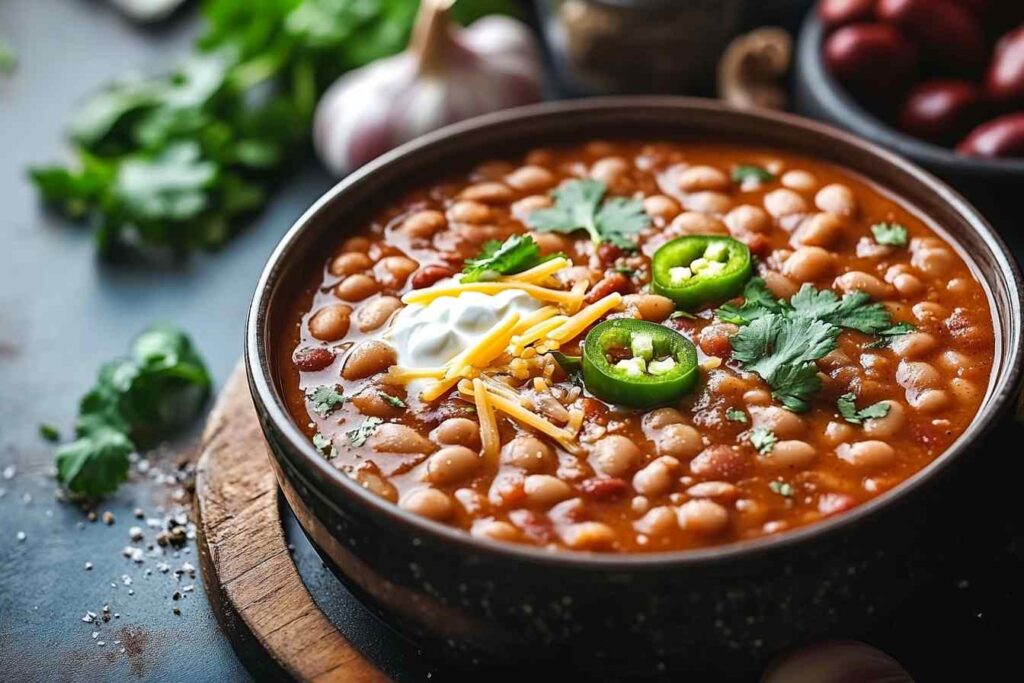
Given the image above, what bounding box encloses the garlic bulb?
[314,0,543,176]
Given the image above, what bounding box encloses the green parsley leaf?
[769,480,794,498]
[308,385,345,418]
[461,235,545,283]
[39,424,61,443]
[725,407,748,423]
[378,392,406,409]
[53,324,210,497]
[527,179,651,249]
[55,427,133,497]
[871,222,909,247]
[731,314,839,412]
[347,417,383,448]
[312,432,337,459]
[732,165,775,184]
[836,393,891,425]
[750,427,778,455]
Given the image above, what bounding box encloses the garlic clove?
[313,1,542,176]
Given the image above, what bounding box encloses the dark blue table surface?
[3,1,1024,681]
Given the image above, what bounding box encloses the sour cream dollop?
[386,289,541,373]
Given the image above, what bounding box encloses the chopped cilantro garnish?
[725,407,748,423]
[307,385,345,418]
[312,432,337,459]
[731,315,838,412]
[732,165,775,184]
[769,480,794,497]
[461,235,550,283]
[39,424,61,443]
[346,417,383,448]
[750,427,778,455]
[836,393,891,425]
[378,392,406,408]
[871,222,908,247]
[718,282,914,411]
[527,179,651,250]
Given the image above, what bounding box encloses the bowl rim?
[246,96,1024,570]
[796,14,1024,178]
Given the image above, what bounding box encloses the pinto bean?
[759,440,817,469]
[505,165,556,192]
[378,256,419,287]
[725,205,771,235]
[677,165,730,192]
[814,184,857,217]
[560,521,616,550]
[590,157,630,185]
[689,445,748,481]
[676,499,730,535]
[431,418,481,449]
[335,274,379,302]
[400,210,446,239]
[293,346,335,371]
[590,435,642,478]
[342,341,397,380]
[425,446,481,486]
[410,265,454,289]
[891,332,937,359]
[836,440,896,469]
[670,211,729,236]
[863,401,904,439]
[401,488,453,521]
[685,191,733,215]
[354,468,399,503]
[472,520,520,542]
[780,169,819,192]
[370,423,435,454]
[644,194,682,222]
[330,252,373,277]
[632,457,680,497]
[623,294,675,322]
[460,182,514,204]
[634,506,678,536]
[523,475,573,508]
[793,213,842,248]
[309,304,352,341]
[447,200,492,224]
[764,188,809,218]
[655,424,703,460]
[783,246,835,282]
[501,436,556,473]
[834,271,892,299]
[351,390,402,418]
[354,296,402,332]
[643,407,685,431]
[750,406,805,439]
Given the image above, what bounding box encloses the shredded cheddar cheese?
[402,281,581,307]
[502,257,570,284]
[473,378,500,465]
[547,292,623,344]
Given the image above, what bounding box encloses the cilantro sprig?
[527,179,651,250]
[836,393,891,425]
[719,281,914,412]
[55,325,211,497]
[871,222,908,247]
[347,417,383,448]
[461,235,550,283]
[30,0,519,257]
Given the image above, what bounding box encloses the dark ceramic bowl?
[246,98,1023,677]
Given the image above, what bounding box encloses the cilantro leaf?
[732,165,775,184]
[461,235,545,283]
[750,427,778,455]
[836,393,891,425]
[769,480,794,497]
[31,0,520,257]
[378,392,406,408]
[527,179,650,249]
[731,314,838,413]
[308,385,345,418]
[312,432,338,459]
[790,286,894,335]
[347,417,383,448]
[53,324,210,497]
[715,278,785,324]
[871,222,908,247]
[725,407,748,423]
[55,427,134,497]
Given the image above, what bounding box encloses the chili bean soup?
[278,140,994,553]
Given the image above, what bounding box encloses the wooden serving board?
[193,365,388,682]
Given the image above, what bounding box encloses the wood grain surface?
[193,365,387,682]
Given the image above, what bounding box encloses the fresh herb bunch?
[719,279,914,412]
[527,179,651,249]
[30,0,517,257]
[55,325,211,496]
[461,234,551,283]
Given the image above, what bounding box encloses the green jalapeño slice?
[581,319,699,408]
[651,235,752,310]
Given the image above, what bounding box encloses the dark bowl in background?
[794,12,1024,235]
[246,98,1023,678]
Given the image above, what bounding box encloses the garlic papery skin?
[313,0,543,176]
